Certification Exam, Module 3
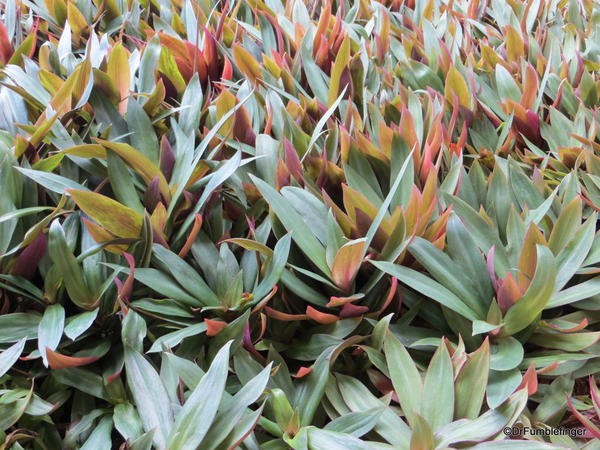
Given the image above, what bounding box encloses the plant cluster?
[0,0,600,448]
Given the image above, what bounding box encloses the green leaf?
[253,233,291,301]
[175,151,243,240]
[0,338,26,378]
[166,341,232,449]
[490,337,524,371]
[437,389,528,446]
[502,246,557,336]
[495,65,522,103]
[16,167,90,193]
[323,408,384,437]
[0,206,52,224]
[251,176,330,276]
[422,340,454,430]
[202,363,272,449]
[64,309,98,341]
[81,415,113,450]
[371,261,479,321]
[114,402,144,442]
[455,339,490,420]
[308,427,379,450]
[486,369,522,409]
[549,277,600,307]
[334,374,411,447]
[295,347,332,426]
[152,244,219,306]
[52,367,109,400]
[109,264,205,306]
[554,214,596,290]
[148,323,207,353]
[127,99,159,163]
[0,313,41,343]
[48,219,96,309]
[409,237,487,318]
[121,310,147,353]
[124,346,174,449]
[37,303,65,367]
[384,332,423,428]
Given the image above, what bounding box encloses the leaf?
[64,309,98,341]
[490,337,524,371]
[0,313,41,344]
[92,139,171,201]
[295,347,332,426]
[68,190,142,238]
[409,237,486,318]
[437,389,528,446]
[148,323,207,353]
[48,220,96,309]
[233,44,262,84]
[129,267,204,306]
[454,339,490,420]
[114,402,144,442]
[166,341,232,449]
[0,338,26,378]
[502,246,557,336]
[323,408,384,437]
[16,167,90,193]
[548,197,582,255]
[37,303,65,367]
[124,346,174,449]
[307,427,378,450]
[328,35,351,107]
[334,374,411,446]
[0,206,52,224]
[46,349,101,369]
[251,176,330,276]
[495,65,522,103]
[152,244,219,306]
[202,363,272,449]
[409,414,436,450]
[81,415,113,450]
[107,42,130,113]
[253,233,291,301]
[53,367,109,400]
[384,332,423,427]
[445,67,471,109]
[371,261,479,320]
[127,99,160,163]
[422,340,454,430]
[331,239,366,292]
[175,151,242,240]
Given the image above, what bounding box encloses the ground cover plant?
[0,0,600,448]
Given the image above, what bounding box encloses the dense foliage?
[0,0,600,448]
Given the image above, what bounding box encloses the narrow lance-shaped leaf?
[384,332,423,428]
[166,341,232,449]
[501,245,557,336]
[0,338,26,378]
[124,344,174,449]
[38,303,65,367]
[48,220,96,309]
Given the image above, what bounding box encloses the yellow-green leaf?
[93,140,171,202]
[67,190,143,238]
[107,42,130,114]
[331,238,365,292]
[233,44,262,84]
[444,67,471,109]
[328,35,351,107]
